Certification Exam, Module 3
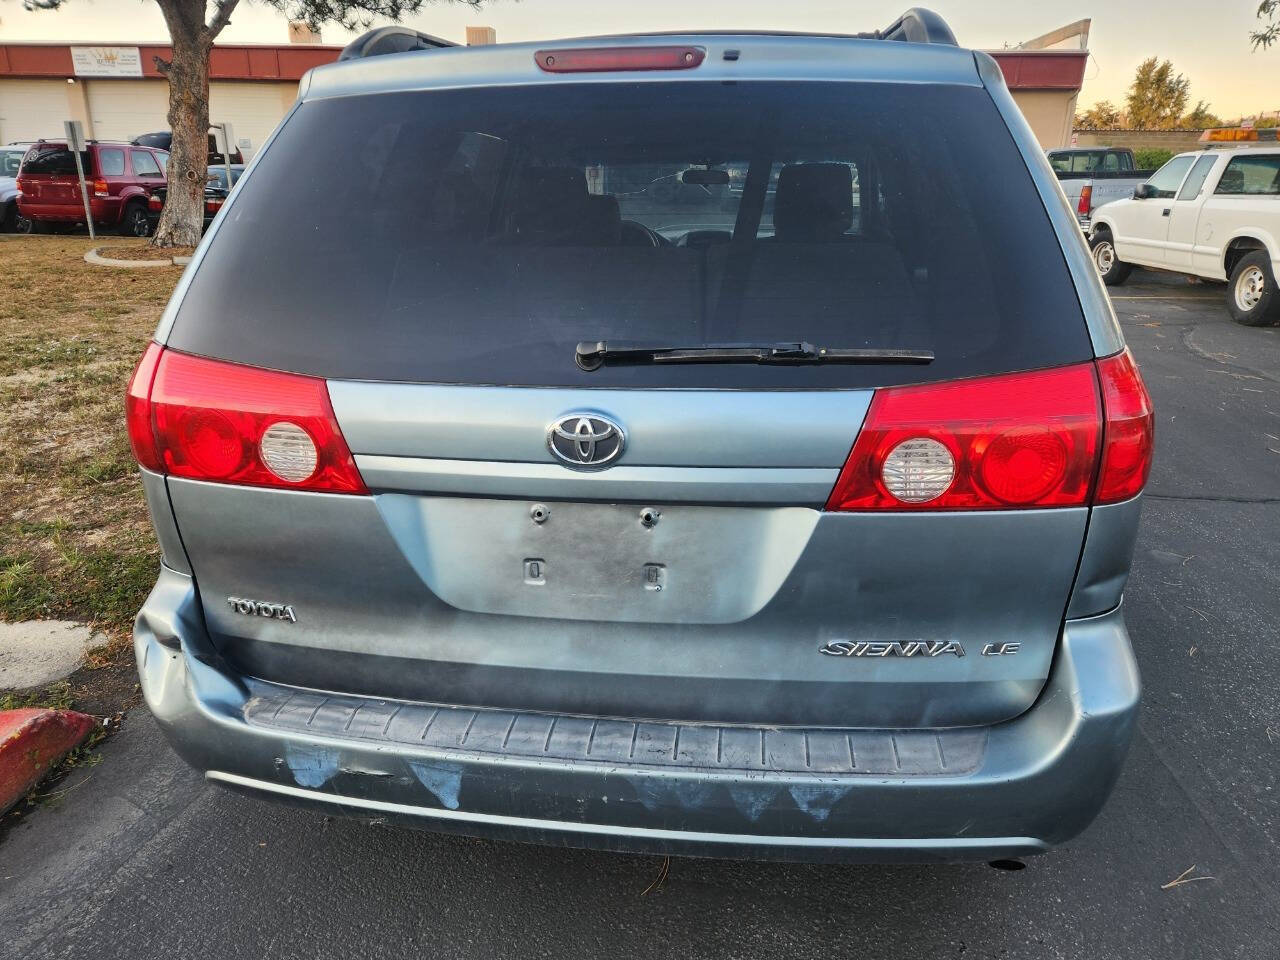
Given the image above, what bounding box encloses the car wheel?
[119,203,151,238]
[1089,232,1131,286]
[1227,251,1280,327]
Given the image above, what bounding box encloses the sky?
[1,1,1276,117]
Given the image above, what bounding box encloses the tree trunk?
[151,12,210,248]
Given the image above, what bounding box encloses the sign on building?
[70,46,143,78]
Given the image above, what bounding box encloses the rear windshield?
[19,147,91,177]
[170,81,1091,388]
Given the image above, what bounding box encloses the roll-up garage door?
[0,79,70,144]
[86,79,171,142]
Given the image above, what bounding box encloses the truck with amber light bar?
[1089,145,1280,325]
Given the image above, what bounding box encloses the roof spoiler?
[338,26,457,61]
[875,8,957,46]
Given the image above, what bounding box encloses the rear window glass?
[1214,155,1280,196]
[19,148,89,176]
[170,82,1091,389]
[98,149,125,176]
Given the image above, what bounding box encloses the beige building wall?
[1011,90,1080,150]
[0,75,299,153]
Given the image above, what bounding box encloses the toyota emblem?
[547,414,625,469]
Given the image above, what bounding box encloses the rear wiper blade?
[575,340,934,371]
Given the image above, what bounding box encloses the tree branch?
[206,0,243,40]
[152,55,173,75]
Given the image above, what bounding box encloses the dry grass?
[95,244,197,262]
[0,235,182,656]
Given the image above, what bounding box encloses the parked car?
[146,164,244,232]
[1089,146,1280,325]
[131,131,243,165]
[1,145,30,232]
[15,140,169,236]
[1049,148,1154,230]
[127,14,1152,864]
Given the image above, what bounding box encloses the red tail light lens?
[148,194,163,212]
[1077,184,1093,216]
[1095,348,1154,503]
[124,345,366,494]
[126,342,164,471]
[92,178,109,198]
[535,46,705,73]
[826,363,1102,511]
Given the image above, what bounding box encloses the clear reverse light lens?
[881,437,955,503]
[259,421,318,482]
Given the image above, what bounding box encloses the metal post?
[65,119,95,240]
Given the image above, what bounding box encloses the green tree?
[1125,57,1190,129]
[22,0,482,246]
[1178,100,1222,130]
[1253,0,1279,49]
[1074,100,1123,130]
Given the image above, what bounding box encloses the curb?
[84,246,184,268]
[0,709,97,815]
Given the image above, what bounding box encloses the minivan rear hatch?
[159,72,1098,729]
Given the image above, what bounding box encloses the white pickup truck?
[1087,147,1280,325]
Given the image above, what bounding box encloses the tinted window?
[1214,155,1280,195]
[1101,152,1120,172]
[98,149,125,176]
[19,147,89,176]
[1145,156,1195,198]
[156,152,168,173]
[131,150,162,177]
[133,132,170,150]
[1177,155,1217,201]
[171,82,1091,389]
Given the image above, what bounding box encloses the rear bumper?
[135,564,1140,863]
[16,199,108,222]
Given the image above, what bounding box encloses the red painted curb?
[0,709,97,815]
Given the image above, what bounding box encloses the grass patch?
[0,235,177,698]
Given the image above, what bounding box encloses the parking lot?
[0,266,1275,960]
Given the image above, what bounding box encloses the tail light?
[1077,184,1093,217]
[1094,349,1154,503]
[148,194,163,212]
[535,46,705,73]
[826,353,1153,511]
[92,178,109,198]
[125,344,366,494]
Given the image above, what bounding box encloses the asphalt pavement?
[2,271,1278,960]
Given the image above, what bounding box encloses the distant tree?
[21,0,482,246]
[1252,0,1279,49]
[1125,57,1190,129]
[1075,100,1123,130]
[1178,100,1223,130]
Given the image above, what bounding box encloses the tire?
[1089,232,1132,286]
[119,202,151,238]
[1227,251,1280,326]
[0,201,14,233]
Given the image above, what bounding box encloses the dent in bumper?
[135,566,1140,863]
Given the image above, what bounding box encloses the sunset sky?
[2,1,1276,117]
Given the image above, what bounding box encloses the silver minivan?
[128,11,1153,862]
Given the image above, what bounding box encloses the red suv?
[16,140,168,236]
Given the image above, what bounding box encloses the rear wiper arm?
[575,340,934,371]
